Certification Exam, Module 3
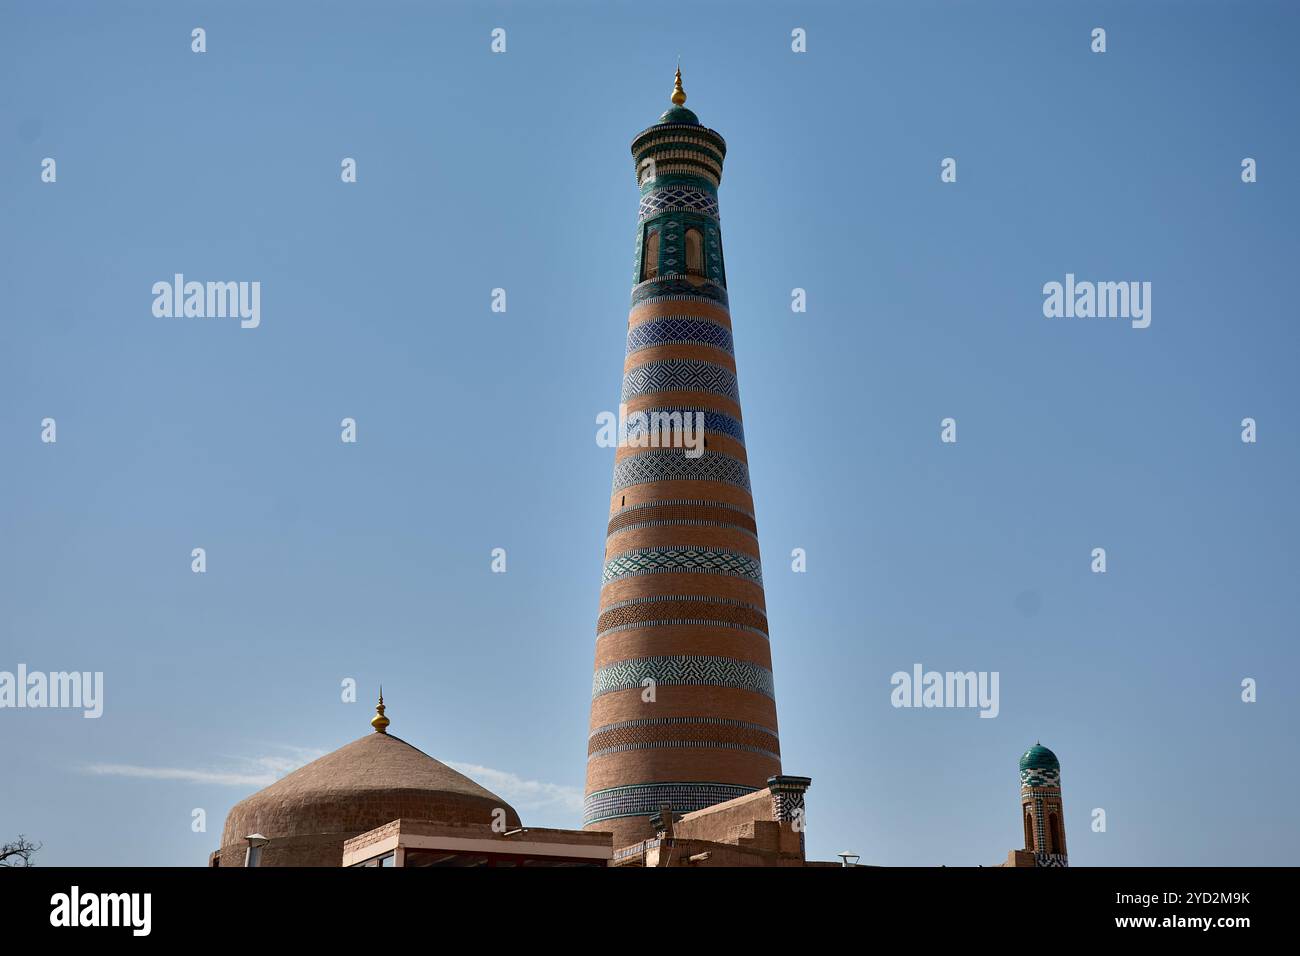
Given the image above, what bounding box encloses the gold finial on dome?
[671,66,686,106]
[371,688,390,734]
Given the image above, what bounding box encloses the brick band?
[596,595,769,638]
[607,499,756,537]
[588,716,780,761]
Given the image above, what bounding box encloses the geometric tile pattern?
[611,449,751,493]
[583,781,756,827]
[624,406,745,445]
[618,408,707,451]
[622,359,739,403]
[602,546,763,585]
[658,220,680,273]
[595,595,769,639]
[606,499,757,537]
[768,776,813,855]
[769,778,810,825]
[630,277,729,309]
[704,224,725,283]
[626,317,733,356]
[1034,853,1069,868]
[588,716,780,761]
[590,655,775,699]
[638,186,720,223]
[1020,767,1061,789]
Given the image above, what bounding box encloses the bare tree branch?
[0,835,42,867]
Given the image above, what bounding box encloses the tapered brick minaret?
[584,71,781,848]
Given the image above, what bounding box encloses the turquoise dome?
[657,105,700,125]
[1019,743,1060,773]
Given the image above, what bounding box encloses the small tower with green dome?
[1019,742,1068,866]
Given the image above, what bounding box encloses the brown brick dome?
[217,731,521,866]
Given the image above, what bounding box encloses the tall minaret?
[1019,743,1068,867]
[583,71,782,848]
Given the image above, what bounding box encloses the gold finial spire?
[371,687,390,734]
[671,66,686,106]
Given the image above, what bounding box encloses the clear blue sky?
[2,0,1297,866]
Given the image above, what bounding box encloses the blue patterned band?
[622,358,739,404]
[638,186,720,223]
[591,654,775,699]
[602,546,762,584]
[611,449,751,492]
[631,277,729,309]
[583,781,757,827]
[624,407,744,446]
[626,316,733,356]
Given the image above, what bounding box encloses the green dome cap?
[1019,742,1060,772]
[657,104,700,125]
